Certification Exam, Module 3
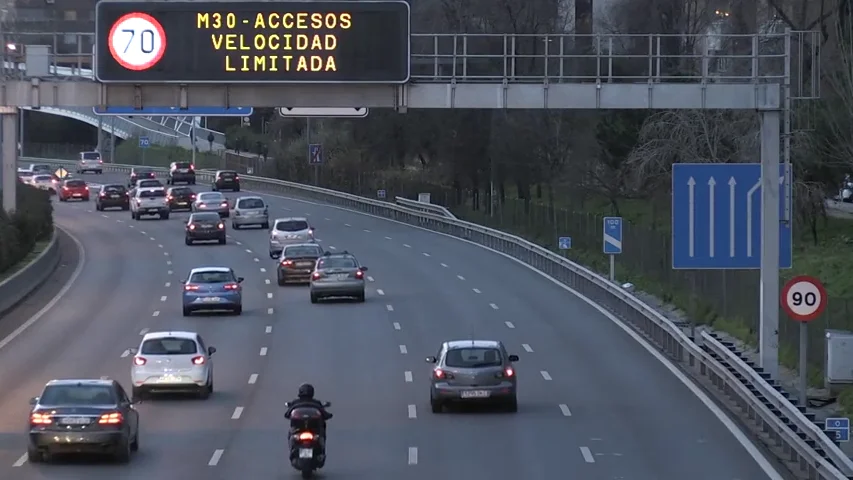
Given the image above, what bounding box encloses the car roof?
[445,340,502,349]
[138,187,164,193]
[64,178,85,183]
[141,331,198,341]
[285,243,322,249]
[198,191,223,195]
[216,170,237,173]
[188,266,231,275]
[236,196,263,201]
[45,378,114,387]
[102,183,125,188]
[133,167,152,171]
[275,217,308,223]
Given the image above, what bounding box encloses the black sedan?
[128,168,156,187]
[277,243,324,285]
[28,379,139,463]
[186,212,226,245]
[95,184,130,211]
[167,186,196,211]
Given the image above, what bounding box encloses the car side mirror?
[508,354,519,362]
[237,277,244,283]
[359,266,368,271]
[128,347,138,355]
[208,346,216,355]
[425,356,437,363]
[29,396,39,406]
[323,401,331,407]
[179,280,186,284]
[284,402,291,409]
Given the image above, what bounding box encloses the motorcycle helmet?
[297,383,315,399]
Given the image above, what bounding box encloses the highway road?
[0,172,787,479]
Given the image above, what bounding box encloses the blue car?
[181,267,243,316]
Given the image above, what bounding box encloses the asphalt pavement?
[0,173,788,480]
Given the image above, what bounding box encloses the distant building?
[2,0,95,68]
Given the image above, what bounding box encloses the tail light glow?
[189,165,194,170]
[198,203,205,207]
[98,412,123,425]
[224,283,239,290]
[191,194,196,199]
[282,260,293,266]
[133,356,147,366]
[188,224,196,230]
[312,272,322,280]
[217,223,225,229]
[99,160,103,164]
[220,202,228,207]
[433,368,454,380]
[354,270,364,279]
[191,355,206,365]
[168,195,173,200]
[184,284,200,291]
[30,412,52,425]
[298,432,314,441]
[504,367,514,377]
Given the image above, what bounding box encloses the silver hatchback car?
[269,217,314,258]
[309,251,367,303]
[231,196,269,229]
[427,340,519,413]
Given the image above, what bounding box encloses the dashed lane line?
[440,263,448,268]
[152,311,160,317]
[393,322,401,330]
[208,449,224,466]
[265,326,272,333]
[490,303,499,310]
[408,447,418,465]
[457,275,465,280]
[139,328,149,335]
[540,371,552,380]
[160,296,167,302]
[579,447,595,463]
[399,345,408,354]
[473,288,481,294]
[386,305,394,312]
[522,343,533,352]
[408,404,417,419]
[267,308,274,315]
[403,244,411,248]
[559,404,572,416]
[259,347,268,356]
[231,407,244,420]
[504,321,515,329]
[404,371,412,382]
[377,289,385,296]
[267,293,273,299]
[248,374,259,384]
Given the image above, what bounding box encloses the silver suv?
[231,196,269,230]
[76,151,103,174]
[269,217,314,258]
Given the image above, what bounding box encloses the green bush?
[0,182,54,275]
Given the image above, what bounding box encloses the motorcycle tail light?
[298,432,314,441]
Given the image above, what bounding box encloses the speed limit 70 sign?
[781,275,828,322]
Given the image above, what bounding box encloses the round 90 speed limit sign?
[107,12,167,71]
[780,275,827,322]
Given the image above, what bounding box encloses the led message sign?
[94,0,411,83]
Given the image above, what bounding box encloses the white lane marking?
[245,249,252,253]
[235,241,242,246]
[167,270,173,275]
[265,279,271,284]
[377,289,385,296]
[408,447,418,465]
[87,209,93,213]
[139,328,149,335]
[540,371,552,380]
[440,263,448,268]
[129,225,134,228]
[0,226,85,353]
[305,213,311,216]
[559,404,572,416]
[473,288,481,294]
[231,407,244,420]
[422,252,430,257]
[260,267,266,273]
[329,245,337,250]
[522,343,533,352]
[267,308,274,315]
[140,231,146,235]
[283,207,292,211]
[12,453,26,467]
[385,236,392,240]
[367,276,375,282]
[265,326,272,333]
[363,229,371,233]
[344,223,351,227]
[490,303,499,310]
[101,214,108,218]
[117,219,123,223]
[324,217,331,221]
[580,446,595,463]
[166,260,172,265]
[163,252,169,256]
[404,371,413,382]
[393,322,401,330]
[399,345,408,354]
[267,292,273,299]
[152,311,160,317]
[208,449,224,466]
[248,374,258,384]
[120,349,130,358]
[254,258,259,262]
[165,282,171,287]
[504,321,515,329]
[457,275,465,280]
[157,244,163,249]
[403,244,411,248]
[259,347,268,356]
[386,304,394,312]
[408,404,417,419]
[160,295,167,302]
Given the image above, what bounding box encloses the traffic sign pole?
[603,217,623,282]
[781,275,828,407]
[761,110,782,380]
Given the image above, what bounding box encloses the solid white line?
[367,276,375,282]
[422,252,430,257]
[580,446,595,463]
[540,371,552,380]
[231,407,244,420]
[120,349,130,358]
[265,326,272,333]
[440,263,448,268]
[408,404,417,419]
[165,282,171,287]
[404,371,413,382]
[265,279,270,284]
[457,275,465,280]
[208,449,224,466]
[559,404,572,416]
[267,308,274,315]
[152,311,160,317]
[248,374,258,384]
[408,447,418,465]
[522,343,533,352]
[403,244,411,248]
[377,289,385,296]
[505,321,515,329]
[139,328,149,335]
[393,322,401,330]
[386,304,394,311]
[473,288,481,294]
[490,303,499,310]
[12,453,26,467]
[399,345,408,354]
[260,267,266,273]
[266,292,273,299]
[259,347,268,356]
[160,296,167,302]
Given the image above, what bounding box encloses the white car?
[29,174,58,194]
[129,331,216,400]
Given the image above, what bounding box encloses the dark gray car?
[426,340,519,413]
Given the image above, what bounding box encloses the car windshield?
[140,338,198,355]
[103,185,125,193]
[140,190,165,198]
[189,271,234,283]
[318,257,357,269]
[199,193,223,201]
[285,246,323,258]
[237,198,264,209]
[39,385,116,406]
[171,187,193,196]
[33,175,52,182]
[65,180,85,187]
[444,348,503,368]
[275,220,309,232]
[81,152,100,160]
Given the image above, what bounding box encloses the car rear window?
[191,213,220,222]
[189,271,234,283]
[275,220,309,232]
[219,171,237,178]
[198,193,223,201]
[40,385,116,405]
[237,198,264,209]
[174,162,192,168]
[32,165,52,172]
[140,338,198,355]
[103,185,125,193]
[284,246,323,258]
[140,190,165,198]
[65,180,85,187]
[81,152,101,160]
[317,257,357,269]
[444,348,503,368]
[170,187,193,195]
[33,175,52,181]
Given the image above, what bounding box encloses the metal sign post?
[603,217,623,282]
[139,136,150,165]
[781,275,828,407]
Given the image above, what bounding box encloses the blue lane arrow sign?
[93,106,253,116]
[603,217,623,254]
[558,237,572,250]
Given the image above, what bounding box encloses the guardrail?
[394,196,456,219]
[0,230,60,318]
[18,156,853,479]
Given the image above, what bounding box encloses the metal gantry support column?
[759,109,781,379]
[1,110,18,213]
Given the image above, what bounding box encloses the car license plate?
[73,193,82,197]
[461,390,490,398]
[110,194,119,198]
[297,262,312,267]
[201,297,221,302]
[299,448,313,459]
[334,274,349,280]
[60,417,90,425]
[177,201,187,205]
[158,375,180,383]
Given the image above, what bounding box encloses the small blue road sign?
[138,137,150,148]
[93,106,253,116]
[672,163,792,269]
[558,237,572,250]
[603,217,623,254]
[825,417,850,442]
[308,144,323,165]
[377,189,386,199]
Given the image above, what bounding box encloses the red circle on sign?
[107,12,167,71]
[780,275,828,322]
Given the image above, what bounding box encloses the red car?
[58,179,90,202]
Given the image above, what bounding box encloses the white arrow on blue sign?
[825,417,850,442]
[603,217,623,254]
[558,237,572,250]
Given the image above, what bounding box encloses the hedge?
[0,181,54,275]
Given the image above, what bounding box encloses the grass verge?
[0,239,52,283]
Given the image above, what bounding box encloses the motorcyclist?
[284,383,332,466]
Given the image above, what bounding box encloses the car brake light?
[189,165,194,170]
[354,270,363,279]
[298,432,314,441]
[168,195,173,200]
[198,203,205,207]
[30,412,52,425]
[224,283,238,290]
[188,224,196,230]
[62,186,68,190]
[433,368,454,380]
[99,160,103,163]
[503,367,514,378]
[185,284,200,290]
[217,223,225,229]
[133,356,146,366]
[312,272,322,280]
[98,412,123,425]
[191,355,206,365]
[191,194,196,199]
[234,175,239,180]
[282,260,293,266]
[84,186,89,190]
[99,193,106,197]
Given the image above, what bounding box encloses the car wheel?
[233,305,242,315]
[277,275,286,286]
[207,375,214,393]
[27,446,44,463]
[131,386,146,401]
[182,307,191,317]
[430,398,443,414]
[58,196,65,202]
[198,385,211,400]
[185,237,192,246]
[97,170,103,174]
[356,291,366,303]
[234,187,241,192]
[134,213,141,221]
[96,204,101,211]
[310,293,319,304]
[114,438,132,463]
[219,237,226,245]
[131,431,139,452]
[261,222,270,229]
[166,179,171,185]
[160,213,169,220]
[505,396,518,413]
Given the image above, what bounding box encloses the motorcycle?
[284,401,331,478]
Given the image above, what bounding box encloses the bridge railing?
[17,156,851,480]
